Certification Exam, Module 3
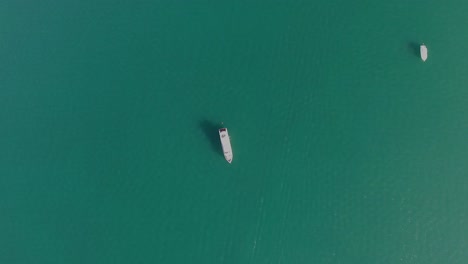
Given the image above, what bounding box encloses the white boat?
[420,44,428,61]
[219,128,233,163]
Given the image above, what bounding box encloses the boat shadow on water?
[407,42,421,58]
[199,120,223,157]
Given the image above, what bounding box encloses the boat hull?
[420,44,428,61]
[219,128,233,163]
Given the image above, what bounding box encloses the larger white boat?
[420,44,428,61]
[219,128,233,163]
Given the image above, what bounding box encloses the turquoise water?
[1,1,468,263]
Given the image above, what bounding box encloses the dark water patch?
[407,42,421,58]
[199,120,223,157]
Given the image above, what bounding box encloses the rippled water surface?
[1,1,468,263]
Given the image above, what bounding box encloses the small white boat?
[219,128,233,163]
[420,44,428,61]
